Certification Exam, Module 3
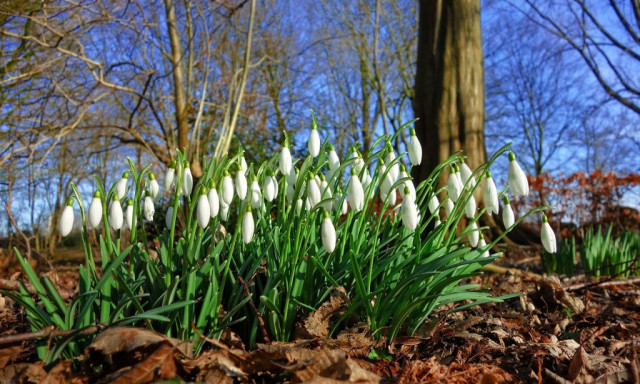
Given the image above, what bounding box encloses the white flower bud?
[124,199,133,230]
[361,171,372,191]
[197,192,210,228]
[447,165,463,202]
[428,194,439,215]
[445,197,454,217]
[307,175,321,207]
[239,155,248,175]
[465,195,476,218]
[115,172,129,200]
[407,128,422,166]
[235,170,247,200]
[250,179,262,209]
[143,194,155,222]
[347,169,365,212]
[483,173,499,216]
[321,211,336,253]
[149,173,160,200]
[164,161,176,190]
[507,152,529,197]
[478,236,489,257]
[280,144,292,176]
[352,150,365,173]
[220,200,230,221]
[208,186,219,219]
[468,221,479,247]
[221,172,234,205]
[502,195,515,229]
[398,169,416,202]
[541,215,557,253]
[166,205,174,229]
[88,191,102,229]
[109,198,124,231]
[242,209,254,244]
[459,162,476,190]
[59,199,74,237]
[296,198,303,215]
[401,196,419,231]
[308,126,320,158]
[182,162,193,197]
[263,174,278,202]
[328,145,340,171]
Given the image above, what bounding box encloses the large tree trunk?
[412,0,485,186]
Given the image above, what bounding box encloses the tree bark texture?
[412,0,485,186]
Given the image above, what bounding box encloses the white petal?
[508,156,529,197]
[235,172,248,200]
[459,163,476,190]
[321,217,336,253]
[116,178,128,200]
[428,194,439,215]
[242,211,254,244]
[468,222,479,247]
[166,206,174,229]
[465,195,476,218]
[541,222,557,253]
[307,178,321,207]
[408,130,422,166]
[143,196,155,221]
[503,203,515,228]
[447,172,463,202]
[347,174,365,212]
[280,147,292,176]
[401,200,419,230]
[164,168,175,190]
[308,129,320,157]
[89,197,103,229]
[149,179,160,200]
[125,205,133,229]
[182,168,194,196]
[250,180,262,209]
[445,197,454,217]
[222,175,234,204]
[328,150,340,170]
[208,188,220,218]
[197,194,210,228]
[483,177,499,215]
[110,201,124,230]
[59,205,74,237]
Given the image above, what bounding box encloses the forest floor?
[0,244,638,384]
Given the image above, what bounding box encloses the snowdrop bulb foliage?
[447,165,463,202]
[250,179,262,209]
[182,162,193,197]
[221,172,234,205]
[541,215,557,253]
[280,140,292,176]
[502,195,515,229]
[115,172,129,200]
[149,173,160,200]
[207,183,219,219]
[321,210,336,253]
[59,198,74,237]
[124,199,134,230]
[196,191,211,228]
[328,144,340,171]
[459,162,476,190]
[109,198,124,231]
[242,209,255,244]
[164,161,176,190]
[468,221,479,247]
[408,128,422,166]
[263,171,278,202]
[308,123,320,158]
[347,169,365,212]
[143,193,155,222]
[428,194,439,215]
[483,172,499,216]
[465,195,476,218]
[507,152,529,197]
[88,191,103,229]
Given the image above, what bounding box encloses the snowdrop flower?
[335,189,348,215]
[465,195,476,218]
[428,194,439,215]
[196,189,210,228]
[308,120,320,158]
[321,209,336,253]
[149,173,160,201]
[239,153,248,175]
[207,180,219,219]
[263,170,278,202]
[483,171,499,216]
[182,161,193,197]
[507,151,529,197]
[280,138,292,176]
[328,144,340,172]
[221,171,234,205]
[352,149,365,173]
[250,178,262,209]
[164,161,176,190]
[361,170,372,192]
[295,198,303,215]
[124,198,134,230]
[380,168,396,205]
[468,221,479,247]
[109,197,124,231]
[59,198,74,237]
[401,187,419,231]
[407,128,422,166]
[478,236,489,257]
[143,191,155,222]
[347,169,365,212]
[88,191,103,229]
[242,209,254,244]
[384,143,400,182]
[502,195,515,229]
[541,214,557,253]
[307,174,321,207]
[165,202,175,229]
[116,172,129,200]
[445,197,454,217]
[319,174,333,211]
[447,165,463,202]
[398,165,416,202]
[220,200,230,221]
[459,161,476,190]
[434,215,442,228]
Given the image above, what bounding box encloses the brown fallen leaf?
[569,346,594,383]
[296,286,349,339]
[539,276,585,314]
[98,343,177,384]
[87,326,192,361]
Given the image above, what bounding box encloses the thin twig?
[480,263,543,281]
[0,325,101,347]
[565,253,640,292]
[237,275,270,343]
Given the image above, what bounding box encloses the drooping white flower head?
[263,170,278,202]
[319,174,333,211]
[165,203,174,229]
[321,209,336,253]
[507,152,529,197]
[143,192,155,222]
[447,165,463,203]
[428,194,439,215]
[59,198,74,237]
[398,165,416,202]
[124,198,134,230]
[88,191,103,229]
[434,215,442,228]
[502,195,515,229]
[483,172,499,216]
[347,168,365,212]
[459,161,476,190]
[207,180,220,219]
[401,187,419,231]
[407,128,422,166]
[541,214,557,253]
[468,221,479,247]
[164,161,176,191]
[380,165,396,205]
[239,154,248,175]
[308,120,321,158]
[220,200,230,221]
[384,143,400,182]
[295,198,303,215]
[149,173,160,201]
[115,171,129,200]
[361,170,372,192]
[478,235,489,257]
[182,161,193,197]
[465,195,476,218]
[250,178,262,209]
[306,174,321,207]
[328,144,340,171]
[109,197,124,231]
[221,171,234,205]
[445,197,454,217]
[352,149,365,174]
[280,138,292,176]
[242,208,255,244]
[196,190,210,228]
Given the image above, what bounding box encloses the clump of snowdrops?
[6,115,555,364]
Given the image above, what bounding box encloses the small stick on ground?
[0,325,102,347]
[237,275,270,344]
[480,263,543,281]
[565,253,640,292]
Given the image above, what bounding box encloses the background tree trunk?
[412,0,485,186]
